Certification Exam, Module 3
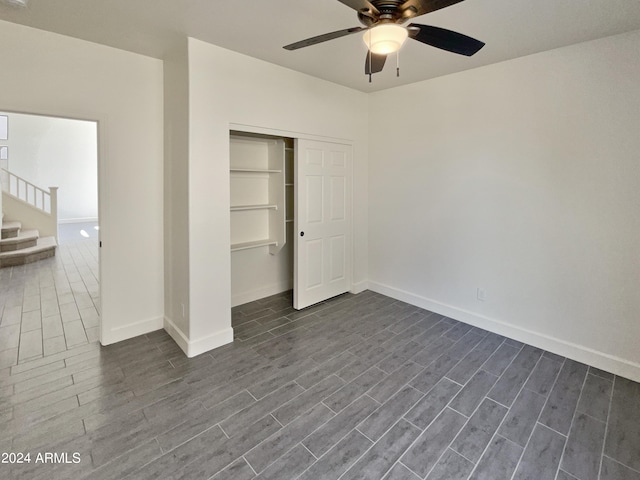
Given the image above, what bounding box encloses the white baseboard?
[101,315,163,346]
[58,217,99,224]
[369,281,640,383]
[187,328,234,358]
[164,316,234,358]
[350,280,369,295]
[231,280,292,307]
[163,316,190,355]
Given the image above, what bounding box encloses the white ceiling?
[1,0,640,92]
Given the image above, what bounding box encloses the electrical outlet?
[476,288,487,302]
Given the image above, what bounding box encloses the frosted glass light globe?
[363,24,408,54]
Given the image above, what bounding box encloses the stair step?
[0,236,57,268]
[0,229,39,252]
[1,221,22,239]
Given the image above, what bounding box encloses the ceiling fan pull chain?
[397,50,400,77]
[368,36,373,83]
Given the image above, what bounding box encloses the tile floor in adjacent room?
[0,222,100,368]
[1,290,640,480]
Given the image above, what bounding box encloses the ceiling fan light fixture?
[363,24,408,55]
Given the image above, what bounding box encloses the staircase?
[1,219,57,267]
[1,168,58,267]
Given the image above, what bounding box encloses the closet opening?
[230,131,294,308]
[229,127,353,320]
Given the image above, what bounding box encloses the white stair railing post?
[49,186,59,242]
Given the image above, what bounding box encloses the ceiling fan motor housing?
[358,1,418,27]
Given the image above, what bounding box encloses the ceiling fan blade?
[401,0,465,18]
[365,51,387,75]
[283,26,366,50]
[336,0,379,17]
[409,24,485,56]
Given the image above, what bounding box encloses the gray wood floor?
[0,222,100,367]
[1,290,639,480]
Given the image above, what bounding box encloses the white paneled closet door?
[294,139,352,310]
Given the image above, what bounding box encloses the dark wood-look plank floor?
[1,290,639,480]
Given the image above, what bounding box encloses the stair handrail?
[0,168,58,215]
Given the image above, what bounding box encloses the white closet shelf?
[231,239,278,252]
[230,134,286,256]
[230,168,282,173]
[231,204,278,211]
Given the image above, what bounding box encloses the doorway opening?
[0,110,100,365]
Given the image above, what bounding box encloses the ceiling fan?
[284,0,485,81]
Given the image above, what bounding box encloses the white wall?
[1,114,7,217]
[368,30,640,381]
[175,38,369,356]
[163,40,191,345]
[0,112,98,222]
[0,20,164,345]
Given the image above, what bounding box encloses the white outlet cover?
[477,288,487,301]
